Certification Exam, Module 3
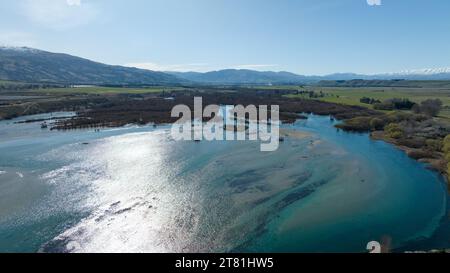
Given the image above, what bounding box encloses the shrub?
[374,98,416,110]
[398,138,426,149]
[414,99,443,117]
[411,114,429,122]
[360,97,371,104]
[369,117,385,130]
[447,162,450,180]
[384,111,410,123]
[389,131,404,139]
[360,97,381,105]
[443,135,450,153]
[426,139,443,152]
[335,116,372,132]
[412,104,421,114]
[374,102,394,111]
[444,134,450,144]
[385,123,404,139]
[443,135,450,181]
[389,98,416,110]
[407,150,434,159]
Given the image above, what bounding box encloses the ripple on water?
[0,115,447,253]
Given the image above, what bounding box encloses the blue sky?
[0,0,449,75]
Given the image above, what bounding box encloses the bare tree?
[419,99,443,117]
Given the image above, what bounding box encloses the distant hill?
[169,69,318,85]
[317,79,450,88]
[320,71,450,81]
[0,47,185,85]
[171,69,450,85]
[1,47,450,86]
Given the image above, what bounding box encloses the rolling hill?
[172,69,450,85]
[169,69,316,85]
[0,47,185,85]
[2,47,450,86]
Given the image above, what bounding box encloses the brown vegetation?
[338,111,450,178]
[44,90,378,130]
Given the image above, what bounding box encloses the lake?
[0,112,448,252]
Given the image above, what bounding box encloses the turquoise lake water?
[0,113,448,252]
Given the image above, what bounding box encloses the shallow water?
[0,113,448,252]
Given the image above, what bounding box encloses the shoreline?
[336,112,450,186]
[1,109,449,253]
[4,104,448,185]
[370,131,448,180]
[2,88,448,185]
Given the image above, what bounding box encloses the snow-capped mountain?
[383,68,450,76]
[1,46,450,84]
[370,68,450,80]
[0,46,40,53]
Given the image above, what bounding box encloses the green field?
[41,86,187,94]
[0,80,16,84]
[286,86,450,119]
[43,85,450,119]
[4,81,450,119]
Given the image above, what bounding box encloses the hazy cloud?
[66,0,81,6]
[367,0,382,6]
[20,0,97,29]
[125,62,211,72]
[125,62,280,72]
[0,31,36,47]
[233,64,279,70]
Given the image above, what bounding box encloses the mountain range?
[168,70,315,84]
[0,47,183,85]
[1,47,450,85]
[170,69,450,84]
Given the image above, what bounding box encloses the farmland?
[40,86,188,94]
[285,86,450,119]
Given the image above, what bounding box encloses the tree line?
[360,97,443,117]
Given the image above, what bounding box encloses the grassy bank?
[281,84,450,182]
[41,86,187,94]
[286,86,450,119]
[335,111,450,182]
